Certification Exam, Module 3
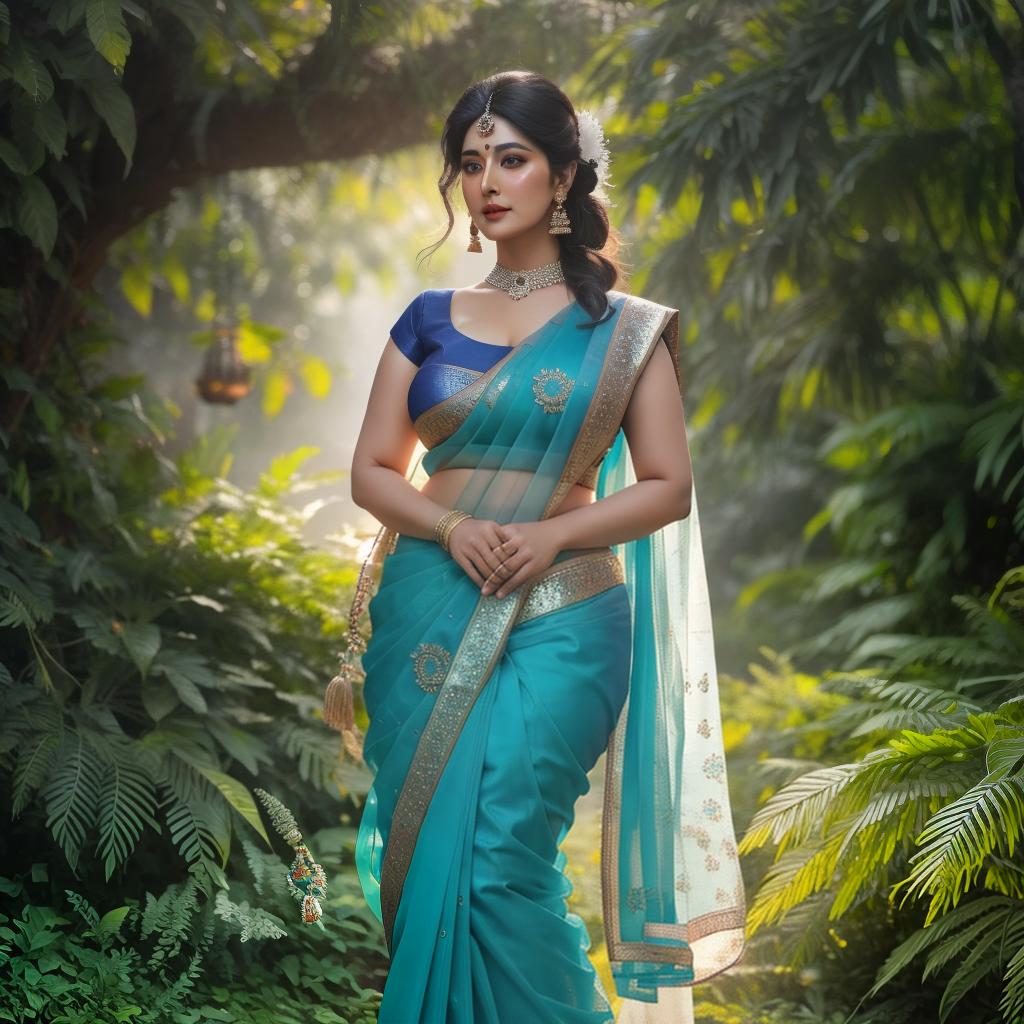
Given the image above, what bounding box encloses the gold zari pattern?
[413,351,514,450]
[531,367,575,414]
[516,550,624,624]
[411,643,451,693]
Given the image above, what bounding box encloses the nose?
[480,156,499,196]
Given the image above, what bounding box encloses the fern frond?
[897,777,1024,922]
[163,785,228,882]
[141,878,202,969]
[746,828,849,930]
[43,733,103,870]
[0,562,54,626]
[923,903,1014,980]
[936,923,1005,1022]
[274,720,341,793]
[868,895,1015,997]
[96,743,161,880]
[12,723,60,817]
[739,764,858,853]
[829,780,959,918]
[1000,929,1024,1022]
[213,890,287,942]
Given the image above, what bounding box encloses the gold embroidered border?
[413,349,519,450]
[590,294,703,970]
[378,583,530,952]
[515,549,624,624]
[542,293,679,519]
[642,906,745,944]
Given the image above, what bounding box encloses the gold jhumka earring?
[467,219,482,252]
[549,189,571,235]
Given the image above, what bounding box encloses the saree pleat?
[352,291,746,1022]
[362,538,630,1022]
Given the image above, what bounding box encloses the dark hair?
[416,70,630,327]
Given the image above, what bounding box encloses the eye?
[461,154,525,174]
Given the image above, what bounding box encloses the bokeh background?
[1,2,1022,1022]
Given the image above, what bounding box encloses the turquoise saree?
[338,292,746,1022]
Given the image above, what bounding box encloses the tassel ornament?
[322,526,397,762]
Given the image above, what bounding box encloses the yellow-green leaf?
[237,323,272,363]
[120,264,152,317]
[189,765,271,846]
[159,252,190,304]
[262,369,291,418]
[299,355,331,399]
[86,0,131,70]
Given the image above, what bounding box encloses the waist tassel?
[323,526,398,762]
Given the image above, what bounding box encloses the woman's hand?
[446,517,518,590]
[480,520,563,599]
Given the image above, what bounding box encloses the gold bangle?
[440,512,472,551]
[435,509,473,552]
[433,509,462,545]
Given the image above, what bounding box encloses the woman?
[328,70,746,1023]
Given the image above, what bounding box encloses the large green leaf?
[0,137,27,175]
[15,176,58,258]
[86,0,131,69]
[31,97,68,159]
[120,621,161,677]
[83,70,136,176]
[6,32,53,101]
[183,759,271,847]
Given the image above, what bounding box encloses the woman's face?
[460,114,575,239]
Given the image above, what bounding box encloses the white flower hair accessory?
[576,108,612,202]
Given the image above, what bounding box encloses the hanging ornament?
[195,325,252,404]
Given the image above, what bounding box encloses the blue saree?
[336,291,746,1022]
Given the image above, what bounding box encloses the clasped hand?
[446,517,561,599]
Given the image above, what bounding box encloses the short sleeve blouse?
[388,289,514,423]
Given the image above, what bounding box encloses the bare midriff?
[419,467,596,521]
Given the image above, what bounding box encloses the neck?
[494,232,562,271]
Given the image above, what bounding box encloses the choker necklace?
[485,259,565,301]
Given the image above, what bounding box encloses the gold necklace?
[484,259,565,301]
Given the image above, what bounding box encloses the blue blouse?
[389,289,514,422]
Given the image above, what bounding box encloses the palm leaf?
[897,776,1024,922]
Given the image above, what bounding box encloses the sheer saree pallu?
[349,291,746,1022]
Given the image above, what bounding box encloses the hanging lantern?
[195,325,252,404]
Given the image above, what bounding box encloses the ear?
[557,159,577,194]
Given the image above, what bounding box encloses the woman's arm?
[350,340,452,539]
[352,337,525,588]
[547,336,693,550]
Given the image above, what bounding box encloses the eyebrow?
[461,142,534,157]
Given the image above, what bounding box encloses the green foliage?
[0,0,342,258]
[0,320,382,1017]
[600,0,1022,669]
[602,7,1024,1014]
[0,855,383,1023]
[732,568,1024,1020]
[0,333,372,887]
